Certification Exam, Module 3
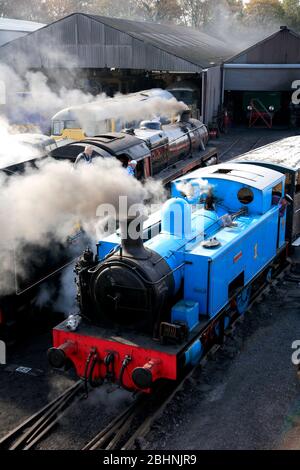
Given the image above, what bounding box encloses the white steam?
[53,265,77,315]
[0,62,187,135]
[0,117,45,168]
[203,0,283,51]
[0,155,165,295]
[73,95,188,135]
[176,178,211,201]
[0,64,106,129]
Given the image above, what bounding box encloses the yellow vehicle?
[51,106,116,140]
[167,81,201,119]
[51,89,177,141]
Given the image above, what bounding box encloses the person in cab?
[74,145,94,166]
[127,159,137,176]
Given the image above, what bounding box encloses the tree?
[0,0,81,22]
[0,0,175,23]
[180,0,244,30]
[180,0,211,28]
[0,1,13,18]
[244,0,285,27]
[227,0,244,18]
[137,0,182,23]
[4,0,300,37]
[76,0,141,21]
[282,0,300,30]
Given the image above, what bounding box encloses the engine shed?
[0,12,235,125]
[223,26,300,128]
[1,13,299,131]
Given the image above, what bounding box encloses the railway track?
[0,380,84,450]
[218,129,300,163]
[82,368,199,450]
[219,136,263,161]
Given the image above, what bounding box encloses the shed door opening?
[224,91,292,127]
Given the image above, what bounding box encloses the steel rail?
[0,380,83,450]
[219,136,263,161]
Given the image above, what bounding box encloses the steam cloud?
[176,178,211,201]
[0,62,187,135]
[0,65,103,130]
[203,1,284,51]
[0,117,44,168]
[72,95,188,135]
[0,156,165,295]
[0,48,182,302]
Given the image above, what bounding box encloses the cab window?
[52,120,64,135]
[136,161,144,181]
[237,187,254,204]
[65,120,81,129]
[272,182,283,205]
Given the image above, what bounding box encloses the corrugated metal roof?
[0,17,45,32]
[89,15,234,68]
[225,27,300,64]
[0,13,235,71]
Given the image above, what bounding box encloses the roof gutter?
[224,64,300,69]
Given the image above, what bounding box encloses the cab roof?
[174,162,284,190]
[76,133,147,155]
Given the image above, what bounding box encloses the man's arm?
[74,153,83,167]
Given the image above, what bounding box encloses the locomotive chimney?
[119,211,149,258]
[179,109,191,122]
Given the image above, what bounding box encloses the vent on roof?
[213,168,231,174]
[93,134,125,143]
[213,168,257,182]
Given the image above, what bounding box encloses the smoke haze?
[175,178,211,201]
[0,63,107,128]
[74,95,188,135]
[0,61,187,135]
[0,42,186,303]
[0,155,165,295]
[203,0,283,51]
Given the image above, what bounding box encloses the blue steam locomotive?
[48,162,290,392]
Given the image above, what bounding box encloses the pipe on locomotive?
[117,199,194,293]
[115,196,221,293]
[119,211,148,259]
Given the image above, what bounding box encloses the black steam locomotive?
[0,135,86,342]
[51,112,217,184]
